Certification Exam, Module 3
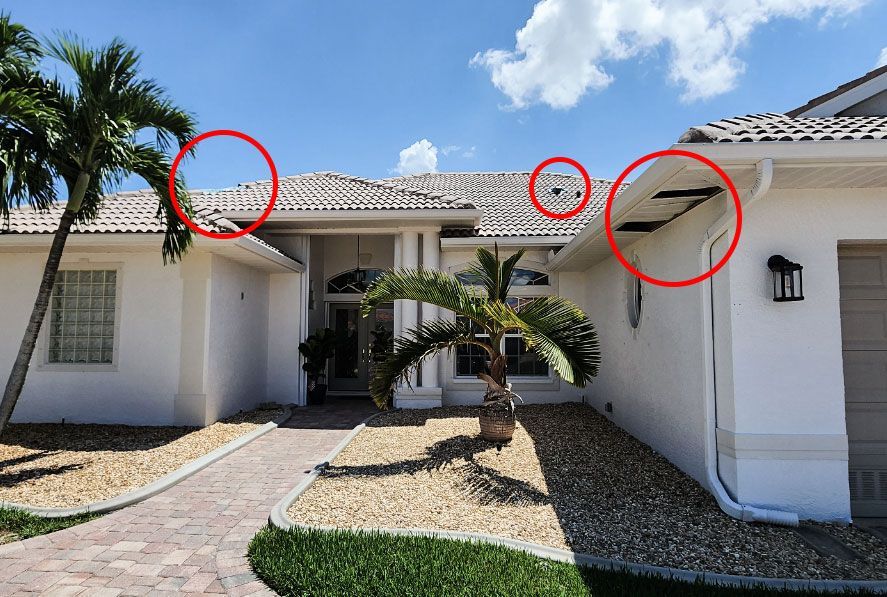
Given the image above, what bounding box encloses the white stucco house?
[2,67,887,524]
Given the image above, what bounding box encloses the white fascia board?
[0,233,164,249]
[547,139,887,272]
[440,236,573,250]
[0,233,301,272]
[194,236,304,273]
[791,73,887,117]
[219,209,484,226]
[681,139,887,164]
[547,153,686,272]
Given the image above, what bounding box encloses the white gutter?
[219,208,484,227]
[549,139,887,272]
[233,236,304,272]
[440,235,573,250]
[698,159,798,527]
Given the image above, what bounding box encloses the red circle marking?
[604,149,742,288]
[529,156,592,220]
[168,129,278,239]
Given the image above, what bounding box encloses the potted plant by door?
[299,328,338,405]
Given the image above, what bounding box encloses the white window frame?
[37,260,123,372]
[453,298,553,381]
[449,258,556,383]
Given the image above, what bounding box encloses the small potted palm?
[299,328,338,405]
[360,246,601,443]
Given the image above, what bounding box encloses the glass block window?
[455,297,549,378]
[47,270,117,364]
[456,268,549,287]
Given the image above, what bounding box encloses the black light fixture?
[767,255,804,302]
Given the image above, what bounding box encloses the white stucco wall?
[267,271,303,405]
[0,250,183,425]
[580,185,886,521]
[581,198,725,485]
[720,187,887,520]
[205,255,271,422]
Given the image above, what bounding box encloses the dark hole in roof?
[650,186,723,201]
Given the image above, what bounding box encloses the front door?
[328,303,394,393]
[838,246,887,517]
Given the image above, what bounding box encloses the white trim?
[219,209,483,225]
[232,236,303,272]
[547,141,887,272]
[0,233,163,248]
[790,71,887,117]
[440,236,573,249]
[0,233,303,272]
[716,429,849,461]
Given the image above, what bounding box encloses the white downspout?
[698,159,798,527]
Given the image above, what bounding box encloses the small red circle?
[604,149,742,288]
[529,157,592,220]
[168,129,278,239]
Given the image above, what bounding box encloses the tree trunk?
[0,208,77,436]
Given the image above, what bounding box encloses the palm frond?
[119,80,197,153]
[467,245,526,301]
[509,296,600,386]
[126,143,194,263]
[0,13,41,66]
[370,318,492,408]
[361,268,488,326]
[0,129,56,218]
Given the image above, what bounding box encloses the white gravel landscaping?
[0,406,285,508]
[289,404,887,580]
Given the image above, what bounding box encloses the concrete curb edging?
[1,406,293,519]
[268,409,391,531]
[268,411,887,595]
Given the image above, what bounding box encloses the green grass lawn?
[249,525,874,597]
[0,507,99,545]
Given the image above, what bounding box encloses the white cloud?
[877,47,887,68]
[441,144,461,156]
[393,139,438,175]
[471,0,867,109]
[461,146,477,158]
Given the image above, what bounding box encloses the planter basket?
[479,403,516,443]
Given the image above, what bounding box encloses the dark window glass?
[456,268,549,287]
[454,303,548,378]
[327,268,386,293]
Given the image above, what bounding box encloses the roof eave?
[547,139,887,272]
[440,235,574,251]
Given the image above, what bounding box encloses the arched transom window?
[327,268,385,294]
[455,267,549,287]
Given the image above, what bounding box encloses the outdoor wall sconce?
[767,255,804,302]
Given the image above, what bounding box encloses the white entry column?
[421,230,441,389]
[393,229,442,408]
[400,232,419,389]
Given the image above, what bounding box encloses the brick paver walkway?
[0,400,377,596]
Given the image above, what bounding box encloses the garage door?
[839,246,887,517]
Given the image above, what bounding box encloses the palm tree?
[0,15,197,435]
[361,246,601,441]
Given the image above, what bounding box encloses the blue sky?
[6,1,887,189]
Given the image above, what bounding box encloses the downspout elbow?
[701,158,797,527]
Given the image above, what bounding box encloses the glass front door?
[328,303,394,393]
